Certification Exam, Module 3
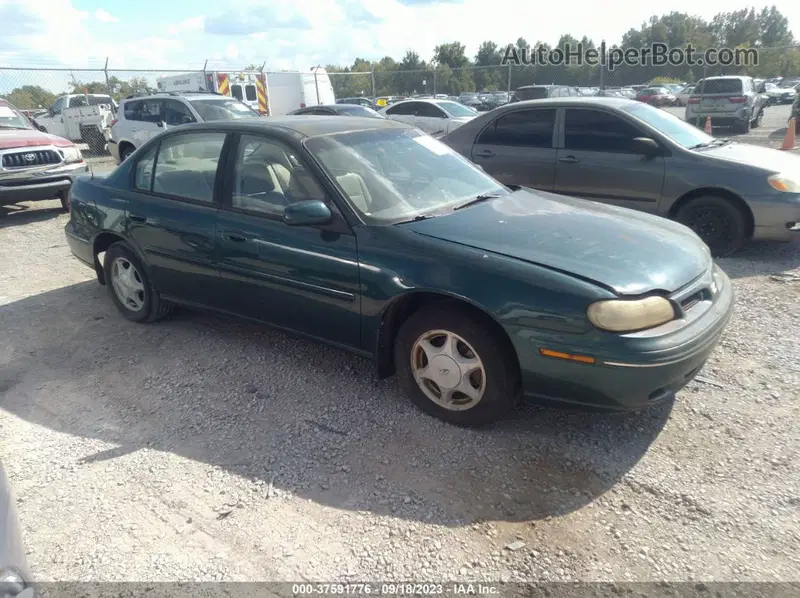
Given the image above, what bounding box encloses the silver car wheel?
[410,329,486,411]
[110,257,146,312]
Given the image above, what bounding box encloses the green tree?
[5,85,57,109]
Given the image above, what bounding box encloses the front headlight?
[60,146,82,163]
[587,296,676,333]
[767,174,800,193]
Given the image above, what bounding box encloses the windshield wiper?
[689,137,732,150]
[395,213,437,224]
[453,193,504,211]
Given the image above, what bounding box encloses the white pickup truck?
[33,93,117,154]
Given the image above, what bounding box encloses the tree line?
[326,6,799,97]
[2,6,798,109]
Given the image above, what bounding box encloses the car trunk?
[695,79,745,115]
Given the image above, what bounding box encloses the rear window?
[515,87,549,100]
[698,79,743,94]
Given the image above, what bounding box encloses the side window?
[140,100,164,124]
[51,97,66,115]
[564,109,642,153]
[164,100,196,126]
[386,102,415,116]
[245,85,257,102]
[231,84,244,101]
[69,95,87,108]
[134,144,157,191]
[417,103,447,118]
[124,100,142,121]
[152,132,227,202]
[232,134,327,217]
[477,109,556,148]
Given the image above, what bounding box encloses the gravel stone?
[0,198,798,582]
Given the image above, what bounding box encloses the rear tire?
[735,117,750,134]
[103,242,172,323]
[751,109,762,128]
[120,144,135,162]
[394,305,520,427]
[675,195,747,257]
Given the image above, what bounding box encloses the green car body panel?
[65,118,734,412]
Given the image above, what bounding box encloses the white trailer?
[265,68,336,115]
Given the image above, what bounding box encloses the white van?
[266,67,336,115]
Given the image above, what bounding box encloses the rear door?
[131,99,166,147]
[412,102,449,135]
[383,101,418,126]
[124,130,229,305]
[698,78,744,116]
[553,107,665,213]
[470,107,557,189]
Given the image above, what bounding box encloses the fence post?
[507,63,512,92]
[371,70,376,99]
[103,57,111,98]
[433,69,437,95]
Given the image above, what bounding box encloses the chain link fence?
[2,45,799,155]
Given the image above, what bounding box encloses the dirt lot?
[1,166,799,582]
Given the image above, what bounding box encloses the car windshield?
[189,98,260,120]
[437,101,477,117]
[621,102,714,149]
[0,103,30,129]
[304,128,507,224]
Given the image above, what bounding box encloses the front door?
[383,101,418,127]
[215,133,362,348]
[124,130,228,305]
[553,107,665,213]
[470,107,557,190]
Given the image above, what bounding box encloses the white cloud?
[93,9,118,23]
[167,16,204,36]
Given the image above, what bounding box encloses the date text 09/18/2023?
[291,583,500,595]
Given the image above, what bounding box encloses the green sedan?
[64,117,734,427]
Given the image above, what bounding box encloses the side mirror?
[283,200,332,227]
[631,137,662,156]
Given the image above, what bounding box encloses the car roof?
[175,115,410,139]
[122,93,223,103]
[492,97,640,109]
[387,98,455,106]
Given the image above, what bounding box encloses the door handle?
[475,149,495,158]
[129,214,147,223]
[220,230,247,243]
[558,155,579,164]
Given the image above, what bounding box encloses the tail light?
[300,103,306,108]
[729,96,747,103]
[688,97,700,104]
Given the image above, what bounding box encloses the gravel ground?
[1,170,799,583]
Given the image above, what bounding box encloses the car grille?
[2,149,62,169]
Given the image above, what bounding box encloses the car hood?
[0,128,72,149]
[698,142,800,172]
[400,188,710,295]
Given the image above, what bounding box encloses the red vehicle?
[0,98,88,211]
[635,86,677,107]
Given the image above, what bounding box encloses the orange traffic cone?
[704,116,712,134]
[780,117,797,150]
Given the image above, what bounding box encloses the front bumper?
[0,161,89,206]
[748,193,800,241]
[514,265,735,411]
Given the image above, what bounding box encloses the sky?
[0,0,798,77]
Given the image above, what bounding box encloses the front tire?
[120,144,135,162]
[394,305,520,427]
[103,242,172,323]
[675,195,747,257]
[59,189,70,212]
